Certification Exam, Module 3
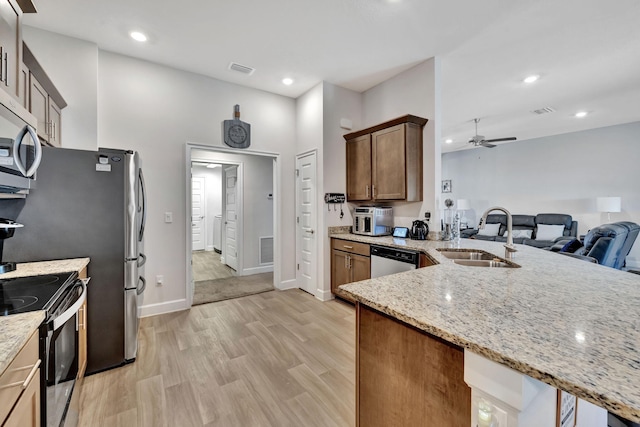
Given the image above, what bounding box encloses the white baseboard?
[315,288,333,302]
[139,299,189,318]
[206,245,214,251]
[242,265,274,276]
[278,278,298,290]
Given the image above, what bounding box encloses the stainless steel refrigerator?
[0,146,146,374]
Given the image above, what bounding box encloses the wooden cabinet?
[0,329,41,427]
[0,0,22,102]
[331,239,370,302]
[78,267,88,379]
[345,115,427,202]
[23,43,66,147]
[28,72,62,146]
[356,304,470,427]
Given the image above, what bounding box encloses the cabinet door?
[29,73,48,143]
[78,299,87,378]
[48,98,61,146]
[350,253,370,283]
[331,249,351,293]
[3,368,40,427]
[346,134,372,201]
[0,0,21,100]
[372,124,406,200]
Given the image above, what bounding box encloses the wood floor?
[78,289,355,427]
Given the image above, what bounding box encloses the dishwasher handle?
[370,245,420,266]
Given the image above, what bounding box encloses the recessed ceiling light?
[130,31,147,42]
[575,111,588,118]
[523,75,539,84]
[445,139,453,144]
[282,78,294,86]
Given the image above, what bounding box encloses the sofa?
[461,213,578,249]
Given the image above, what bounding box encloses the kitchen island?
[335,233,640,424]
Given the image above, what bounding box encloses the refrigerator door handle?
[13,125,42,178]
[137,276,146,295]
[137,253,146,267]
[138,168,146,242]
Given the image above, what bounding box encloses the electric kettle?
[410,220,429,240]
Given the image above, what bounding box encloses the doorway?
[186,145,278,307]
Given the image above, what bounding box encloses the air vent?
[259,236,274,265]
[228,62,255,75]
[531,107,556,115]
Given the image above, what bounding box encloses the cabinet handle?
[51,122,56,141]
[0,360,41,390]
[4,51,8,85]
[349,255,352,269]
[343,245,353,249]
[365,185,369,198]
[372,185,376,198]
[344,254,348,269]
[0,47,4,83]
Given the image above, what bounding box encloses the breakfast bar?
[334,233,640,425]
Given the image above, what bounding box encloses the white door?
[296,152,317,295]
[191,176,205,251]
[224,166,238,271]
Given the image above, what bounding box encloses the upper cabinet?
[0,0,22,102]
[344,115,428,202]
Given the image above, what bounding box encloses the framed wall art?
[442,180,452,193]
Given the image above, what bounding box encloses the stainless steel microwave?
[0,91,41,197]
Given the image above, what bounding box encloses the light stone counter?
[0,258,90,377]
[334,233,640,422]
[0,258,90,279]
[0,311,45,376]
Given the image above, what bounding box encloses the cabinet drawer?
[0,329,40,422]
[332,239,370,257]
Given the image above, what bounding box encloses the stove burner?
[0,296,39,315]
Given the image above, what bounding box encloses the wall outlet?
[156,275,164,285]
[164,212,173,223]
[425,211,431,220]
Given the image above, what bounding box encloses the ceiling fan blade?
[484,137,517,143]
[480,142,496,148]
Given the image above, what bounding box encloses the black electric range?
[0,271,78,317]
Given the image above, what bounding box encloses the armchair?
[552,221,640,269]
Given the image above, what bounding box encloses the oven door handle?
[52,278,90,331]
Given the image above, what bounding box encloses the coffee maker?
[0,218,23,273]
[410,220,429,240]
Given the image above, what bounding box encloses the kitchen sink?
[452,259,517,268]
[437,250,495,261]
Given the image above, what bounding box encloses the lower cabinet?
[331,239,370,302]
[0,330,41,427]
[356,304,471,426]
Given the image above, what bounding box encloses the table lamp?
[597,196,621,221]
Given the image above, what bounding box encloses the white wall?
[192,151,274,272]
[23,27,98,151]
[97,51,296,316]
[191,165,222,251]
[362,58,442,232]
[442,121,640,267]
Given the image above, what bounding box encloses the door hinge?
[296,169,299,177]
[297,216,299,224]
[297,263,300,270]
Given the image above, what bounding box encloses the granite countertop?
[0,258,90,377]
[0,258,90,279]
[0,311,45,377]
[334,233,640,422]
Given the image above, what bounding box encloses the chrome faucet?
[478,206,517,260]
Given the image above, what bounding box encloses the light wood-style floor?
[78,289,355,427]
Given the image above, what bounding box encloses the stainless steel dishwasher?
[370,245,420,278]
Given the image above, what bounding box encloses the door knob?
[305,229,315,234]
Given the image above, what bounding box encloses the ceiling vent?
[531,107,556,115]
[228,62,255,75]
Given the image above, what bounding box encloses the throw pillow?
[504,229,533,239]
[477,223,501,236]
[535,224,565,241]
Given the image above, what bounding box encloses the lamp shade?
[597,197,621,213]
[457,199,470,210]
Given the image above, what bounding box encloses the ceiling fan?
[468,118,517,148]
